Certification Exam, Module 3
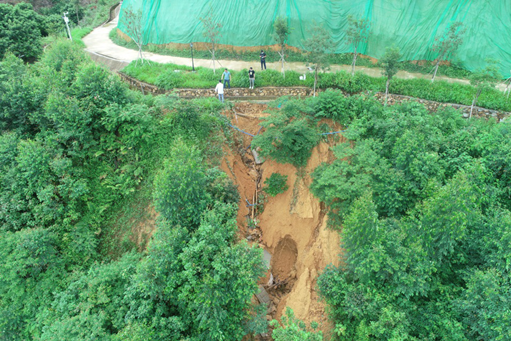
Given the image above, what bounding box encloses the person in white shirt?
[215,80,224,103]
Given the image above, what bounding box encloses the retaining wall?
[117,72,311,99]
[374,93,507,121]
[117,72,509,120]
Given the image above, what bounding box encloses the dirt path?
[82,14,509,91]
[220,103,344,338]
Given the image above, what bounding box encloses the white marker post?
[63,12,72,41]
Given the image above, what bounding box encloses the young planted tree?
[431,21,466,82]
[200,9,222,74]
[272,17,290,77]
[345,15,370,76]
[122,6,146,64]
[504,72,511,98]
[379,46,402,105]
[302,23,333,97]
[469,59,502,118]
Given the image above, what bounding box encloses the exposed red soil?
[221,102,344,338]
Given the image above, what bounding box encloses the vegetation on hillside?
[250,90,511,340]
[309,97,511,340]
[121,61,511,112]
[0,40,266,340]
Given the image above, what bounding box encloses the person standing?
[248,67,256,89]
[260,50,266,70]
[215,80,224,102]
[222,68,231,89]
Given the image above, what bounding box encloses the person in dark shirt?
[248,67,256,89]
[260,50,266,70]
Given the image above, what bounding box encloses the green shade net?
[118,0,511,78]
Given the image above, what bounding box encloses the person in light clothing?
[215,80,224,102]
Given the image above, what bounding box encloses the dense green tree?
[0,53,45,133]
[38,252,140,340]
[124,203,265,340]
[0,138,88,232]
[252,100,320,167]
[153,141,211,228]
[0,228,64,340]
[455,269,511,340]
[0,3,47,61]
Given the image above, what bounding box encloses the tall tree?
[469,59,501,118]
[200,8,222,74]
[272,17,290,77]
[431,22,465,82]
[379,46,402,105]
[302,22,333,97]
[345,15,370,76]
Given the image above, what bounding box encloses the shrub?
[270,308,323,341]
[252,100,320,167]
[312,89,351,124]
[264,173,289,197]
[155,69,183,89]
[153,142,209,229]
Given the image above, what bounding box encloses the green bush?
[311,89,351,124]
[264,173,289,197]
[270,308,323,341]
[252,100,320,167]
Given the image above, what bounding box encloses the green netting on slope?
[117,0,511,78]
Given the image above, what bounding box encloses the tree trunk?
[280,46,285,78]
[431,60,440,82]
[313,66,318,97]
[385,78,390,106]
[351,47,358,76]
[470,89,482,119]
[212,45,216,74]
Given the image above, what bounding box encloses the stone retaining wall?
[117,72,311,99]
[374,93,507,121]
[117,72,509,120]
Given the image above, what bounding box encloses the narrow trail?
[220,103,344,339]
[81,11,509,91]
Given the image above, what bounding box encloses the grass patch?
[122,61,511,112]
[71,27,93,47]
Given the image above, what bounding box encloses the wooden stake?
[252,193,255,219]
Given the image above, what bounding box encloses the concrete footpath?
[83,16,506,91]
